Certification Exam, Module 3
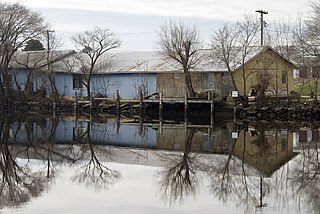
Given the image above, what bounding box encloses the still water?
[0,113,319,214]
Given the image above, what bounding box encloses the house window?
[299,131,307,143]
[312,66,320,78]
[281,70,287,84]
[73,74,84,89]
[293,69,299,79]
[312,130,319,142]
[299,66,308,78]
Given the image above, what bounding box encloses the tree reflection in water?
[0,114,121,208]
[208,124,280,209]
[2,113,320,213]
[157,128,202,204]
[0,115,48,209]
[291,135,320,213]
[72,122,120,190]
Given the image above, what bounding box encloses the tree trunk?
[184,72,196,98]
[2,66,11,97]
[229,72,238,91]
[86,75,91,99]
[48,74,59,101]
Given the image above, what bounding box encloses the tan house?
[232,46,299,97]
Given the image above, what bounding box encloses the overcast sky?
[2,0,312,51]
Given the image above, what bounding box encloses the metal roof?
[9,46,298,74]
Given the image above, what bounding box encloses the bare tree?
[157,21,203,98]
[0,3,47,97]
[303,1,320,100]
[210,15,259,101]
[72,27,121,98]
[305,1,320,56]
[210,23,240,92]
[237,15,260,100]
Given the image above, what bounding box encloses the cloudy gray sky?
[2,0,311,51]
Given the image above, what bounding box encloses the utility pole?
[255,10,268,46]
[46,29,57,103]
[46,30,55,71]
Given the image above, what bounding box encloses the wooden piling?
[52,101,56,118]
[74,92,78,114]
[116,90,120,115]
[139,89,144,136]
[211,92,215,126]
[116,117,120,134]
[159,92,163,118]
[90,92,93,115]
[159,92,163,134]
[184,93,188,123]
[139,88,143,114]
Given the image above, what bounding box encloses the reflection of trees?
[157,128,202,204]
[72,122,120,190]
[208,126,272,208]
[0,116,48,209]
[291,140,320,213]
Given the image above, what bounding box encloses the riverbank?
[239,98,320,121]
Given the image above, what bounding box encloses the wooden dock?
[74,91,217,126]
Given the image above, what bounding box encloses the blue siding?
[8,69,157,98]
[11,69,29,91]
[55,73,72,96]
[91,73,157,98]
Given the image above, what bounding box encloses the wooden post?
[74,92,78,114]
[139,88,143,114]
[159,92,163,119]
[116,117,120,134]
[139,88,144,136]
[159,92,163,134]
[90,92,93,114]
[211,92,215,126]
[116,89,120,115]
[52,101,56,118]
[184,93,188,123]
[233,103,237,124]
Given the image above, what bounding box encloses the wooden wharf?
[73,91,217,126]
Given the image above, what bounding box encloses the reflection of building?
[5,117,234,153]
[3,117,302,177]
[293,128,320,149]
[234,128,299,177]
[156,125,233,153]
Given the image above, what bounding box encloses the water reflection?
[0,113,320,213]
[157,128,200,204]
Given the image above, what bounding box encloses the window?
[73,74,84,89]
[281,70,287,84]
[299,131,307,143]
[299,66,308,78]
[312,66,320,78]
[293,69,299,79]
[312,130,319,142]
